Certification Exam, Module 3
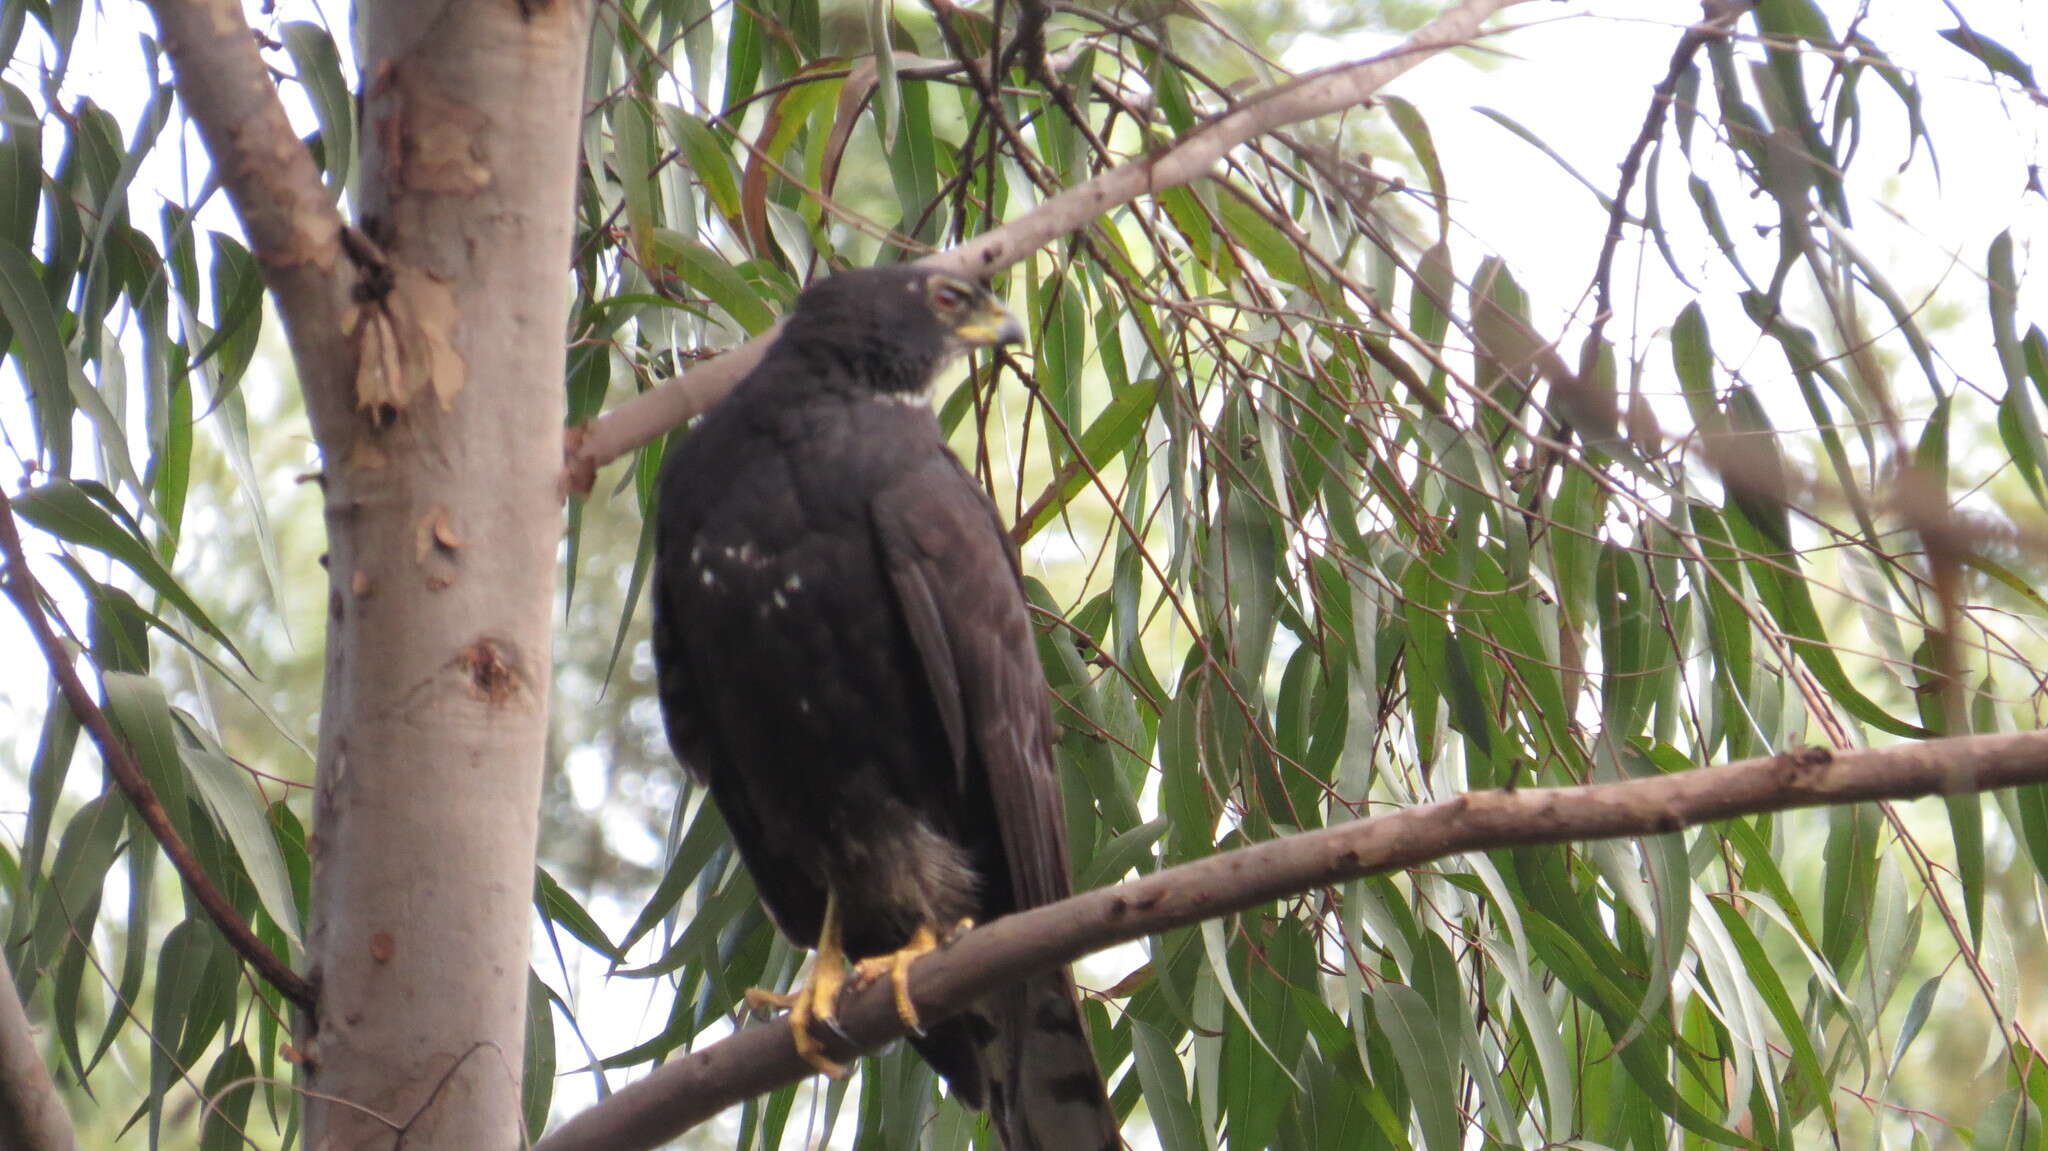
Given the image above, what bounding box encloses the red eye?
[932,282,968,310]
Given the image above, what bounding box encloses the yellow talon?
[745,894,851,1077]
[853,920,970,1035]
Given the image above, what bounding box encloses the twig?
[0,489,317,1013]
[563,0,1531,492]
[1576,0,1752,384]
[0,949,77,1151]
[532,728,2048,1151]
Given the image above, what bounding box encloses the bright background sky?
[2,0,2043,1143]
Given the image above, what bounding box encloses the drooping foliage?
[3,1,2046,1148]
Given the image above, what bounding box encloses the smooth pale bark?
[0,951,76,1151]
[299,3,592,1146]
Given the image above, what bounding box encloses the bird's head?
[780,265,1024,398]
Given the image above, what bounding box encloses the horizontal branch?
[534,727,2048,1151]
[563,0,1528,492]
[0,490,316,1013]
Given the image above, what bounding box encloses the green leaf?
[1989,232,2025,392]
[154,373,192,556]
[1022,378,1159,542]
[183,738,302,943]
[1382,96,1447,237]
[18,791,124,1003]
[1132,1019,1203,1151]
[1820,803,1880,978]
[150,917,235,1139]
[281,21,354,190]
[650,230,775,334]
[0,81,40,251]
[1891,972,1943,1075]
[1411,240,1454,399]
[13,479,246,665]
[185,232,264,387]
[1077,814,1168,892]
[1710,897,1832,1126]
[523,972,558,1139]
[619,797,729,954]
[2015,783,2048,895]
[1671,302,1722,434]
[1158,687,1212,863]
[198,1042,256,1151]
[1374,983,1459,1151]
[20,679,80,890]
[1475,106,1620,216]
[668,110,742,224]
[536,866,620,962]
[1940,27,2040,92]
[1215,192,1309,288]
[0,237,72,458]
[613,96,659,265]
[101,671,193,845]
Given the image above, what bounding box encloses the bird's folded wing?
[871,454,1072,911]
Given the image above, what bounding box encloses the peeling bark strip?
[348,266,467,418]
[562,0,1532,489]
[533,728,2048,1151]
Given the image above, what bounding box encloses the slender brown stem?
[0,488,316,1013]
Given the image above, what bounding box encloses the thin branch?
[533,728,2048,1151]
[1576,0,1751,383]
[0,490,317,1013]
[0,949,77,1151]
[563,0,1530,492]
[140,0,357,430]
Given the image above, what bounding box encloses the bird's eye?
[931,282,968,311]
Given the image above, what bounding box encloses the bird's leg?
[744,892,850,1078]
[852,918,972,1035]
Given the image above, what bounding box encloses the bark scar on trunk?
[458,639,519,703]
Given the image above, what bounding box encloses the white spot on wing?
[772,590,788,610]
[689,542,704,566]
[871,387,934,408]
[699,568,716,587]
[784,573,802,592]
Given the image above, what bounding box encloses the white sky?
[2,0,2044,1143]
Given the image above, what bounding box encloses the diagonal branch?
[563,0,1530,493]
[141,0,358,431]
[0,949,77,1151]
[533,728,2048,1151]
[0,489,317,1013]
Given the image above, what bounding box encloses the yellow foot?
[853,920,971,1035]
[745,957,850,1078]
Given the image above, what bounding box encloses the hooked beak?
[954,295,1026,349]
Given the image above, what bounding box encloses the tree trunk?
[301,3,590,1145]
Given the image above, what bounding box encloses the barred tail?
[980,970,1120,1151]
